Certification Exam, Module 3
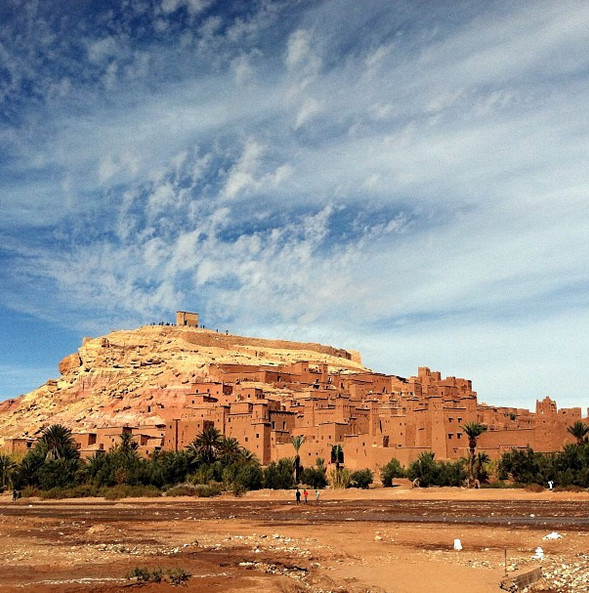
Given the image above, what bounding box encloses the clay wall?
[163,418,214,451]
[176,310,199,327]
[8,437,36,454]
[191,382,233,398]
[44,362,588,477]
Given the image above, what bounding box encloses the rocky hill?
[0,325,367,446]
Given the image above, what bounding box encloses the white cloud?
[294,97,323,129]
[286,29,310,69]
[88,36,120,64]
[1,0,589,408]
[161,0,212,16]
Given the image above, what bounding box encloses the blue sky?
[1,0,588,410]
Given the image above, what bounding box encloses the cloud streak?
[1,0,588,408]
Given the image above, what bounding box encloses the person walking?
[315,489,320,502]
[303,489,309,504]
[295,488,301,504]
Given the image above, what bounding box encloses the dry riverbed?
[0,484,588,593]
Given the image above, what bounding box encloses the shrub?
[193,482,222,497]
[233,462,263,491]
[407,452,467,487]
[329,467,351,489]
[525,483,545,493]
[102,484,161,500]
[300,466,328,489]
[263,458,295,489]
[553,485,586,493]
[350,469,374,489]
[21,486,41,498]
[126,567,151,582]
[480,481,522,489]
[38,483,101,499]
[125,566,190,585]
[380,458,405,487]
[165,484,199,497]
[191,465,217,485]
[167,568,191,586]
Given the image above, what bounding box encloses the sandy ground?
[0,483,588,593]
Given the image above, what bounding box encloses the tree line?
[0,421,587,498]
[0,426,374,498]
[380,420,589,489]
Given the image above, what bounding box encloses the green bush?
[102,484,161,500]
[167,567,191,586]
[350,468,374,489]
[380,458,405,486]
[329,467,351,489]
[263,458,295,489]
[407,452,467,487]
[38,484,101,499]
[126,566,151,582]
[233,462,263,491]
[300,466,328,489]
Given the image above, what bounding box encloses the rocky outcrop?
[0,325,368,446]
[58,353,82,375]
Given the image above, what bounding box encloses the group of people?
[295,488,320,504]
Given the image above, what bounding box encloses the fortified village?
[2,311,587,475]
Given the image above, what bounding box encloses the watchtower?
[176,310,199,327]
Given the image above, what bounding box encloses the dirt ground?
[0,483,588,593]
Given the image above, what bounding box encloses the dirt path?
[0,487,587,592]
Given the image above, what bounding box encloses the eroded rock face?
[58,353,82,375]
[0,325,367,445]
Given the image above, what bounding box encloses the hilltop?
[0,324,366,446]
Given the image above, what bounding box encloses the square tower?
[176,310,199,327]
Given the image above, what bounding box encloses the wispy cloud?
[1,0,588,408]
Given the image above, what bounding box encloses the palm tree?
[474,452,491,484]
[291,435,305,483]
[330,444,344,470]
[567,421,589,446]
[189,425,222,465]
[38,424,79,461]
[0,454,16,488]
[216,437,242,464]
[460,422,487,486]
[117,432,139,456]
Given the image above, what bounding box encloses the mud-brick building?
[18,357,586,476]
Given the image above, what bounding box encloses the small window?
[457,433,462,439]
[448,433,453,439]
